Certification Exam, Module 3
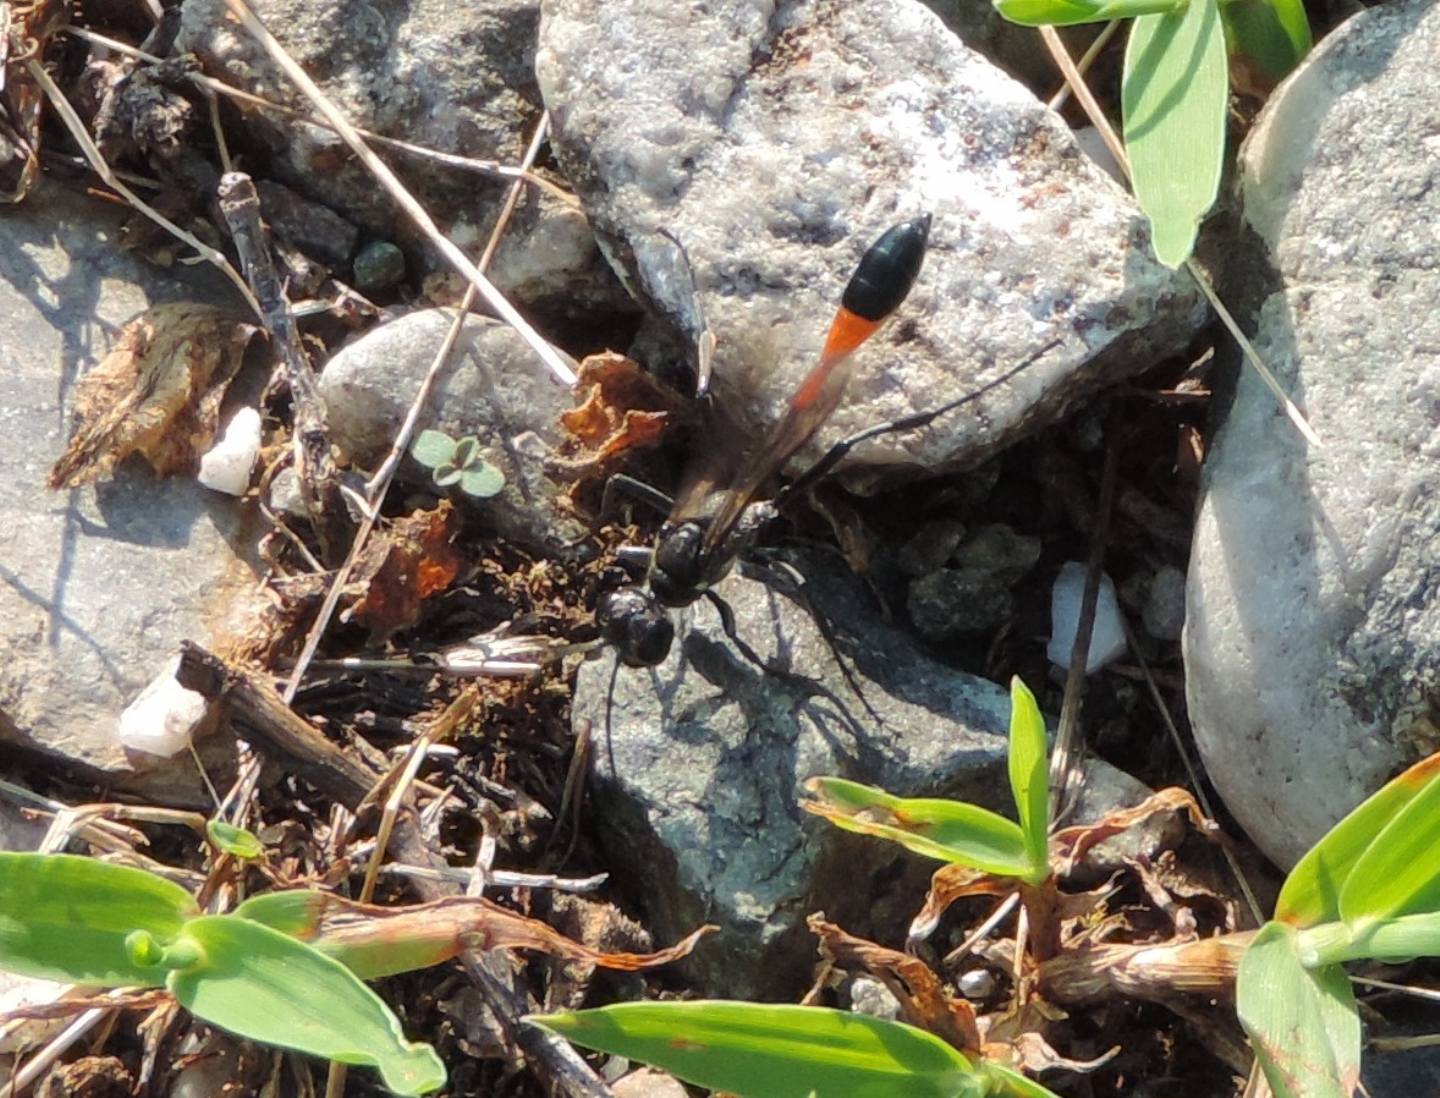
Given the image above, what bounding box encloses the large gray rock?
[574,554,1173,997]
[175,0,629,315]
[1185,0,1440,869]
[0,183,261,804]
[537,0,1206,484]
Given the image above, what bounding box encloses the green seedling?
[530,1000,1062,1098]
[205,819,264,860]
[0,852,710,1094]
[0,853,444,1095]
[1236,753,1440,1097]
[410,428,505,498]
[805,678,1050,884]
[993,0,1311,266]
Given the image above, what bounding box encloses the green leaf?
[1122,0,1229,266]
[1335,911,1440,966]
[803,777,1033,878]
[994,0,1183,27]
[168,915,445,1096]
[1222,0,1311,85]
[1236,922,1360,1098]
[206,820,264,860]
[1338,757,1440,923]
[530,1001,978,1098]
[0,852,198,987]
[232,890,328,939]
[460,462,506,499]
[450,436,479,469]
[1007,677,1050,880]
[1278,755,1440,927]
[431,464,463,488]
[982,1062,1067,1098]
[410,429,456,469]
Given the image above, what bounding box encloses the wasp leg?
[600,472,676,522]
[701,584,873,739]
[750,556,886,731]
[775,338,1063,509]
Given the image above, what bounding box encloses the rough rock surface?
[0,183,261,804]
[573,553,1173,996]
[1185,0,1440,868]
[538,0,1206,484]
[175,0,628,315]
[317,309,585,551]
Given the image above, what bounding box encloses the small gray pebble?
[957,968,996,1001]
[847,974,902,1020]
[951,523,1041,580]
[1142,564,1187,641]
[896,518,966,577]
[352,240,407,292]
[907,568,1014,639]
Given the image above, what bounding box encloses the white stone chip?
[197,405,262,496]
[116,655,208,757]
[1047,561,1128,674]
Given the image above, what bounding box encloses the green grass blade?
[1278,755,1440,926]
[168,915,445,1096]
[803,777,1033,877]
[530,1001,977,1098]
[1342,911,1440,965]
[1236,922,1360,1098]
[0,852,198,987]
[994,0,1183,26]
[1338,758,1440,923]
[1006,678,1050,880]
[1222,0,1311,85]
[1122,0,1229,266]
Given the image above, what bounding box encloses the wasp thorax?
[650,521,710,607]
[597,586,675,667]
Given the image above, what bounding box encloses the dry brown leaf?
[276,890,716,977]
[48,302,258,489]
[807,914,981,1055]
[345,501,463,641]
[1,0,67,204]
[554,351,687,486]
[1052,786,1221,876]
[910,863,1017,942]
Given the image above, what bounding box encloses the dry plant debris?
[47,302,258,489]
[343,501,465,642]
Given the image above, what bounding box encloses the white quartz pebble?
[116,656,208,757]
[197,405,262,496]
[1047,561,1128,674]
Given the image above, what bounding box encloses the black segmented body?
[839,214,932,322]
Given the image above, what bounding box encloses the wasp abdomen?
[839,213,932,322]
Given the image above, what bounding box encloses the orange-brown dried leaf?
[289,891,715,978]
[346,501,463,641]
[1,0,67,204]
[48,303,257,489]
[808,914,980,1054]
[560,351,684,457]
[911,863,1017,940]
[1052,786,1220,875]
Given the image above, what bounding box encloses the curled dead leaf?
[267,890,715,979]
[48,302,258,489]
[807,914,981,1055]
[344,501,463,641]
[553,352,687,486]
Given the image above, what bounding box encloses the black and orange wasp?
[594,211,1054,673]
